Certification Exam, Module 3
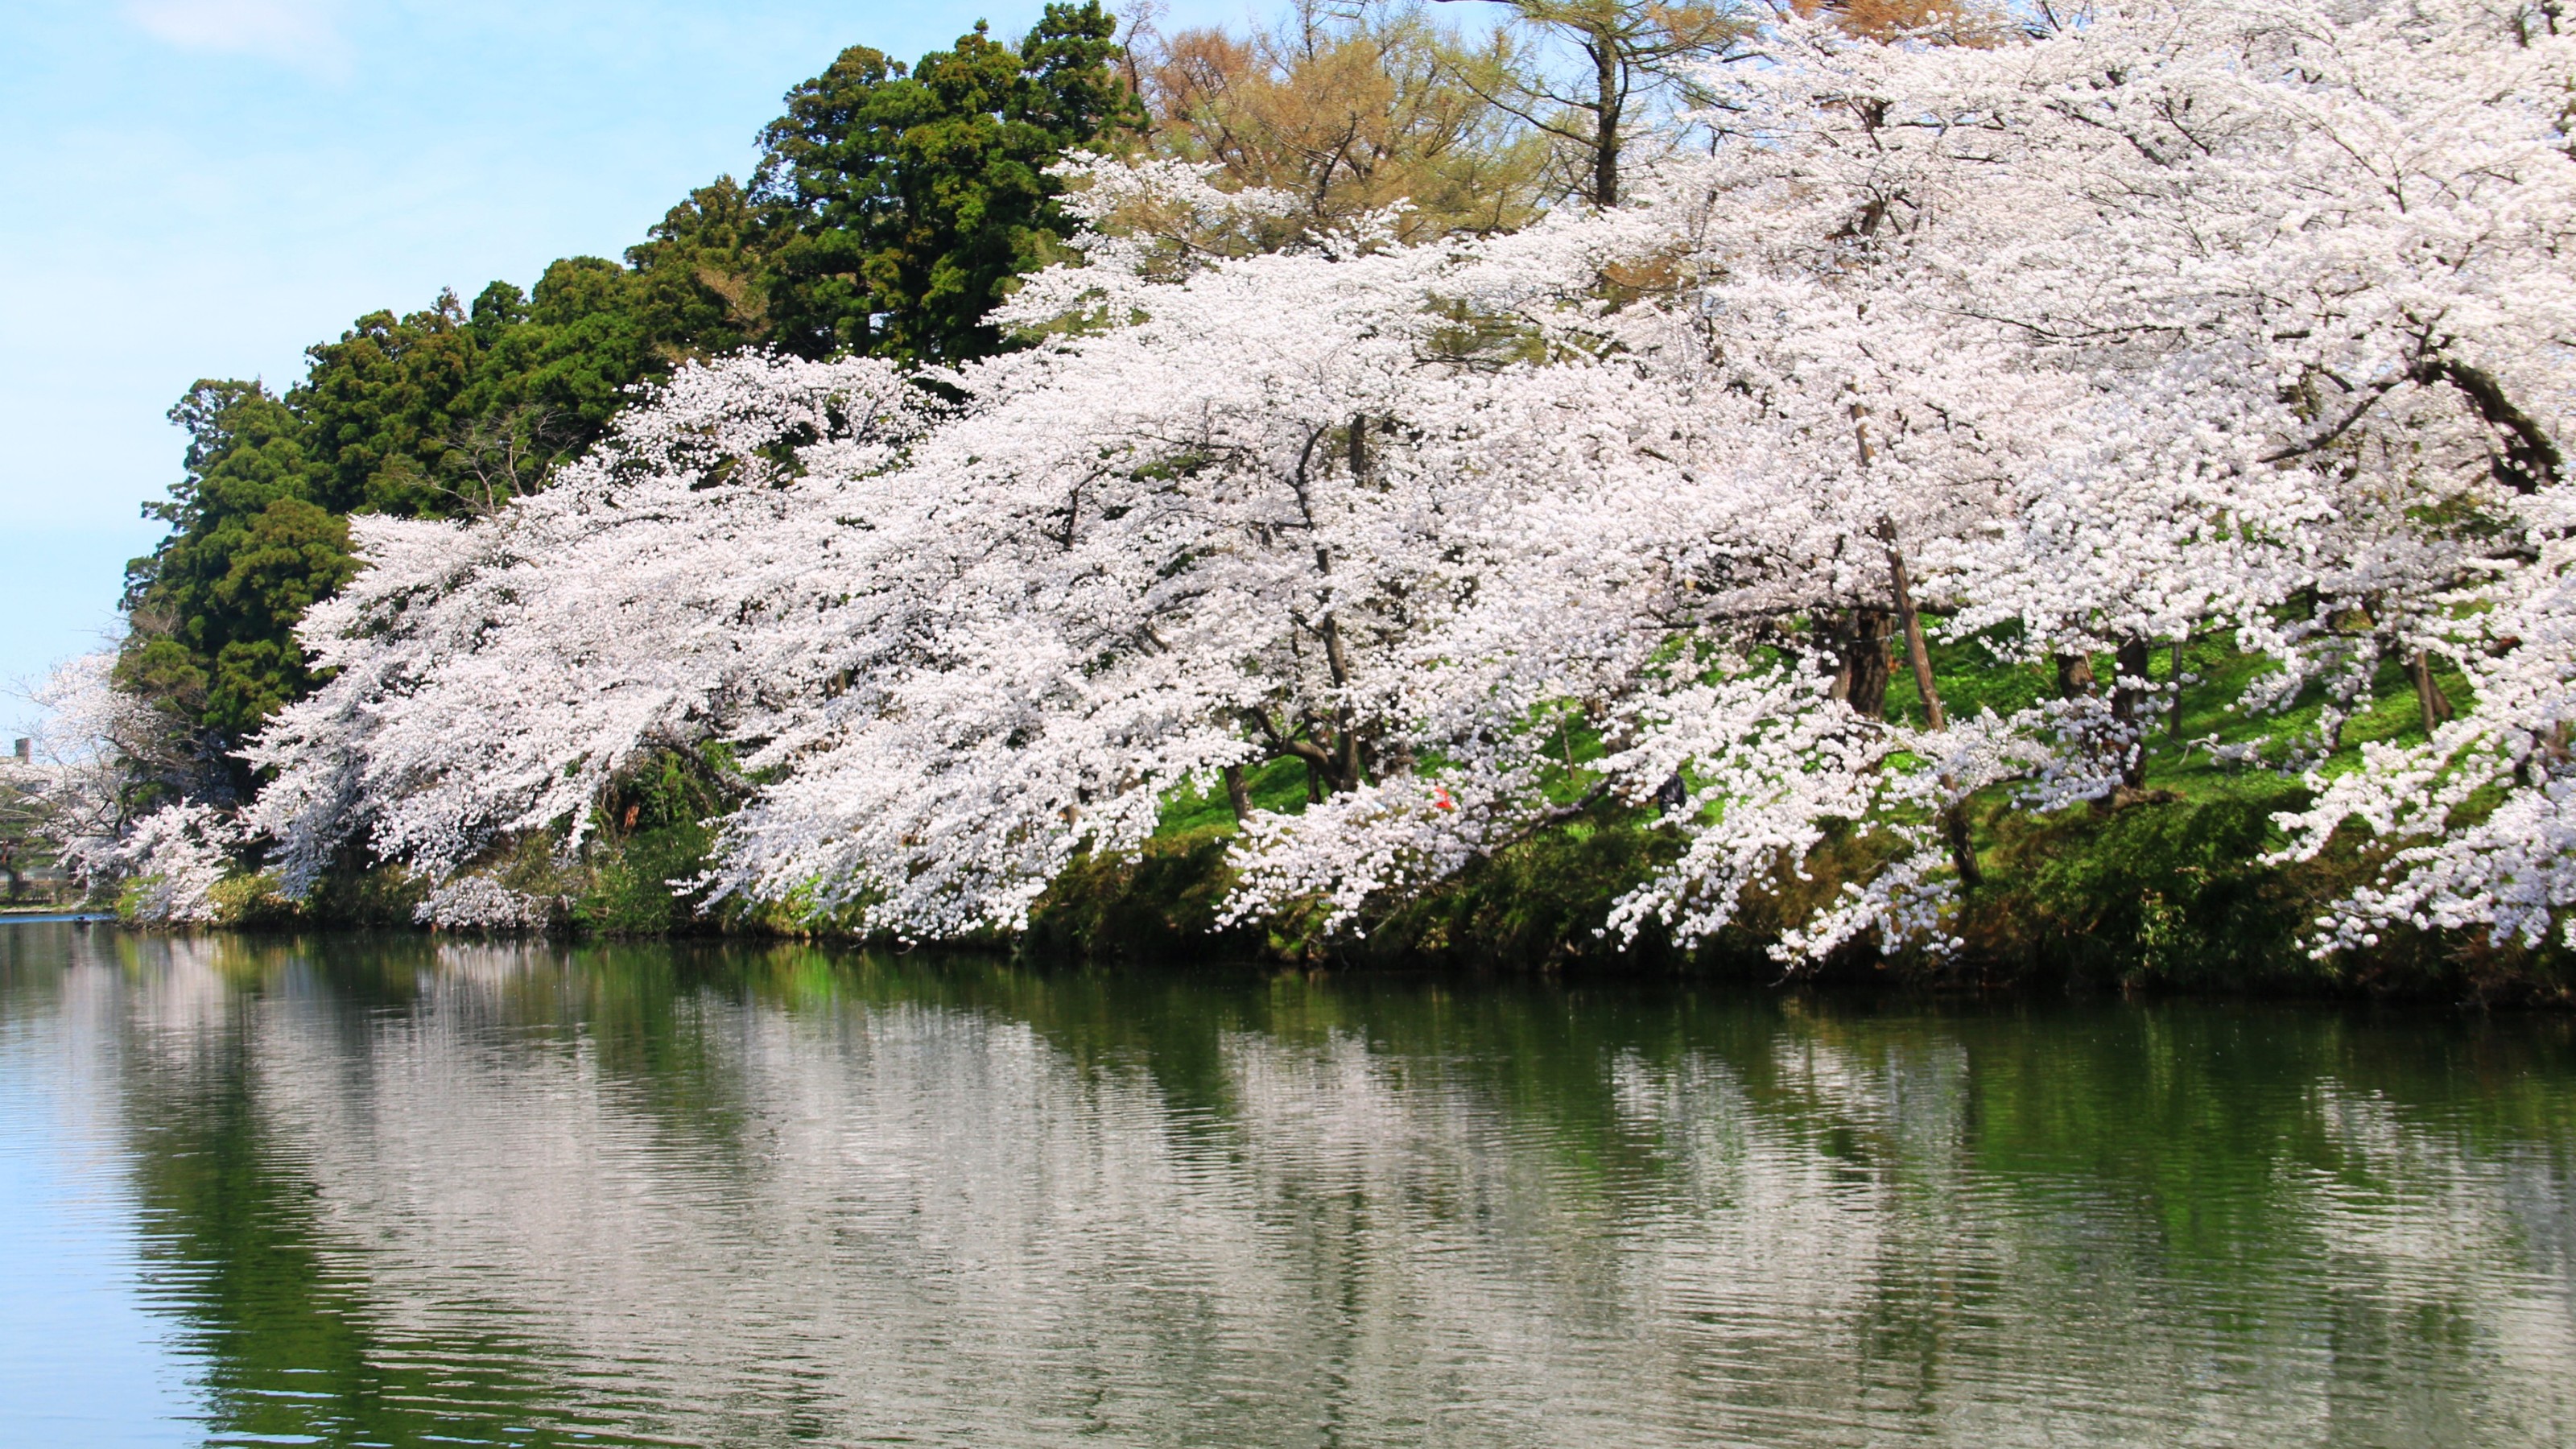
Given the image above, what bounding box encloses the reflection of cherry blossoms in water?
[2,929,2563,1447]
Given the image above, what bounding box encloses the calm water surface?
[2,924,2573,1447]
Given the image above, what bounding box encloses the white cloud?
[126,1,353,78]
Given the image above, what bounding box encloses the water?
[2,925,2573,1447]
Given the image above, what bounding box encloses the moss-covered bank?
[142,633,2576,1005]
[1013,786,2570,1005]
[152,788,2570,1004]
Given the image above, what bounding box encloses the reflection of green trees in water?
[92,934,649,1447]
[122,1040,608,1444]
[780,950,2576,1231]
[68,930,2576,1445]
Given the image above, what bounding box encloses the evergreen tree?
[754,2,1146,361]
[118,381,351,791]
[114,5,1146,777]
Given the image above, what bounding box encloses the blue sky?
[0,0,1254,724]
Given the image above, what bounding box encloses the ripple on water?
[0,927,2573,1447]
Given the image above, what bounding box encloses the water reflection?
[2,923,2574,1446]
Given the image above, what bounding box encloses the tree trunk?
[1224,764,1251,824]
[1852,421,1976,890]
[1591,26,1620,207]
[1942,803,1983,890]
[2168,639,2186,741]
[1880,521,1947,731]
[1831,608,1895,718]
[2411,650,2454,736]
[1319,611,1364,793]
[2054,651,2096,698]
[2112,636,2153,787]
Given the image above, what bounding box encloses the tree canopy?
[118,4,1148,774]
[80,0,2576,984]
[754,2,1145,361]
[217,0,2576,970]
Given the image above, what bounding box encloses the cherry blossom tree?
[245,354,943,909]
[240,0,2576,964]
[1226,0,2576,959]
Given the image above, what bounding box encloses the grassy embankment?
[1031,634,2566,1001]
[182,635,2570,1001]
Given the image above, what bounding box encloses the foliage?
[295,859,430,929]
[205,871,300,928]
[572,749,735,936]
[1973,787,2323,991]
[119,382,353,782]
[56,1,2576,998]
[114,9,1148,778]
[231,0,2576,989]
[112,801,242,925]
[1133,0,1552,241]
[1022,836,1264,963]
[753,1,1147,361]
[1445,0,1752,206]
[8,653,185,899]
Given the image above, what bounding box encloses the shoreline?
[37,915,2574,1010]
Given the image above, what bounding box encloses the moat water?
[3,923,2573,1447]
